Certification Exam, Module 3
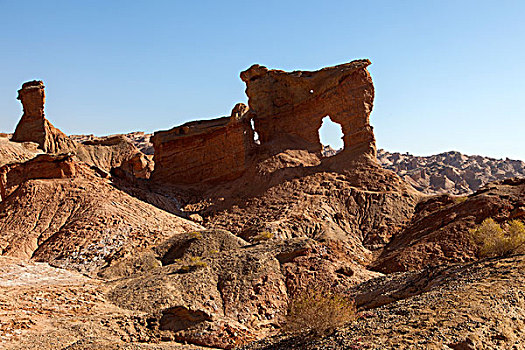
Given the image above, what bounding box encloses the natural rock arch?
[240,59,376,158]
[319,115,344,156]
[151,60,376,185]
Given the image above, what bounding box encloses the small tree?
[470,218,525,257]
[283,287,356,335]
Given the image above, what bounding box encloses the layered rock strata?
[241,59,375,157]
[0,155,199,272]
[151,103,255,184]
[151,60,376,185]
[372,177,525,272]
[0,134,40,167]
[76,135,152,178]
[0,153,76,201]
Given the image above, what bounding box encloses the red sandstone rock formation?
[75,134,150,176]
[372,177,525,273]
[113,152,154,180]
[151,103,255,184]
[241,59,376,157]
[0,153,76,201]
[9,81,154,179]
[151,60,376,185]
[3,64,525,350]
[11,81,76,153]
[0,135,40,167]
[0,156,200,270]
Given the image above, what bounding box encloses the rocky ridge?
[63,134,525,197]
[242,254,525,349]
[0,60,524,349]
[60,139,525,198]
[378,149,525,195]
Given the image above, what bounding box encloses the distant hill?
[377,149,525,195]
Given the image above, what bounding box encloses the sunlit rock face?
[241,59,376,158]
[152,60,376,185]
[12,80,76,154]
[151,103,255,184]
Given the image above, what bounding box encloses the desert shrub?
[283,287,356,334]
[252,231,274,243]
[470,218,525,257]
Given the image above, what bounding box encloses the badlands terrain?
[0,60,524,349]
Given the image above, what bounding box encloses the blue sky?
[1,0,524,159]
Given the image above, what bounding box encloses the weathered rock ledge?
[151,59,376,185]
[151,103,254,184]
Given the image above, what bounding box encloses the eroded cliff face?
[151,103,255,184]
[241,59,376,157]
[11,81,76,154]
[151,60,376,185]
[0,154,76,201]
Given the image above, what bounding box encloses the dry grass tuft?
[180,256,208,272]
[283,287,356,334]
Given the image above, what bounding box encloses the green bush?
[470,218,525,257]
[283,287,356,334]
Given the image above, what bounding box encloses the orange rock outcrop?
[151,103,255,184]
[0,154,76,201]
[11,81,76,153]
[241,59,376,157]
[151,60,376,185]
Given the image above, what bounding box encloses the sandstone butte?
[0,60,524,349]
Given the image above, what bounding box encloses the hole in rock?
[319,116,343,157]
[250,119,260,144]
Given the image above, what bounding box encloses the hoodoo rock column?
[12,81,76,153]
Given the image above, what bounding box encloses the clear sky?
[1,0,524,160]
